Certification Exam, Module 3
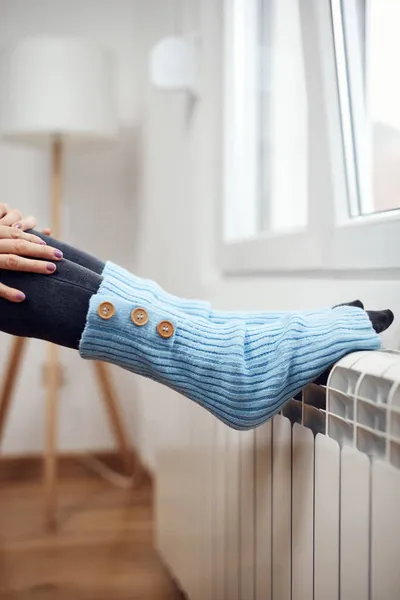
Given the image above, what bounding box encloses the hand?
[0,203,52,236]
[0,203,40,231]
[0,226,63,303]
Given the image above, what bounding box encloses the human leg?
[99,262,371,324]
[0,253,393,430]
[29,230,105,275]
[0,259,102,349]
[28,233,385,331]
[79,287,382,430]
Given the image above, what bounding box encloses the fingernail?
[46,263,56,272]
[39,239,47,245]
[13,223,22,229]
[54,250,63,259]
[16,292,26,301]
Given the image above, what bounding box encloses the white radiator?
[156,350,400,600]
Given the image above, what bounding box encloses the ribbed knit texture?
[101,262,299,324]
[79,271,380,430]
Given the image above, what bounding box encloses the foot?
[366,309,395,334]
[311,306,394,389]
[80,293,381,430]
[334,299,364,310]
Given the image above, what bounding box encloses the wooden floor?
[0,473,183,599]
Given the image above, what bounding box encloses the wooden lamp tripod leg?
[0,337,27,447]
[93,361,135,477]
[1,138,135,531]
[44,342,61,530]
[44,136,63,531]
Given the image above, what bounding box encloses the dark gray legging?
[0,231,104,350]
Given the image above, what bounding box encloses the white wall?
[125,0,400,596]
[0,0,141,454]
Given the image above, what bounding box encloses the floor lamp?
[0,36,135,529]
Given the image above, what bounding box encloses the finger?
[0,203,10,219]
[0,209,23,227]
[20,231,48,245]
[42,228,52,236]
[0,254,57,274]
[0,226,47,245]
[0,237,63,261]
[13,215,38,231]
[0,281,26,303]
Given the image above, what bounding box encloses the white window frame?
[220,0,400,275]
[325,0,400,271]
[221,0,321,274]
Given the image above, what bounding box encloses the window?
[328,0,400,270]
[334,0,400,218]
[222,0,313,273]
[221,0,400,274]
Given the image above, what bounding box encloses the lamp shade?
[0,36,118,142]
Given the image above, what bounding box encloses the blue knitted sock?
[101,262,312,324]
[79,275,380,430]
